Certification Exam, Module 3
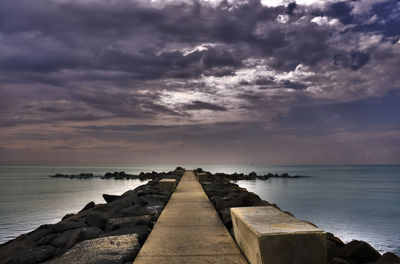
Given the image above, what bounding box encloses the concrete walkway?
[133,171,248,264]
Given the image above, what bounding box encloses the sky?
[0,0,399,165]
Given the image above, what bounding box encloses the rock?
[37,233,58,246]
[249,171,257,177]
[0,236,36,262]
[79,227,103,241]
[327,232,345,247]
[213,196,244,210]
[120,205,149,217]
[1,245,59,264]
[61,213,75,221]
[327,239,347,263]
[102,225,149,244]
[103,194,121,203]
[376,252,400,264]
[78,201,95,213]
[146,205,164,217]
[43,234,140,264]
[105,216,152,232]
[86,212,107,229]
[51,226,103,250]
[329,257,351,264]
[138,194,169,204]
[343,240,381,263]
[28,224,55,242]
[52,229,80,249]
[54,220,87,233]
[220,208,231,223]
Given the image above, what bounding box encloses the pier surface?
[133,170,247,264]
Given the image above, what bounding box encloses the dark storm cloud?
[182,100,227,111]
[0,0,282,79]
[1,0,400,164]
[82,124,171,132]
[326,1,354,25]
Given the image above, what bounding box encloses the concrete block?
[157,179,176,193]
[196,173,209,182]
[231,206,327,264]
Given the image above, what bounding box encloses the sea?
[0,164,399,255]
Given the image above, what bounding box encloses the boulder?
[248,171,257,178]
[51,227,103,249]
[0,236,37,261]
[376,252,400,264]
[105,216,152,232]
[37,233,58,246]
[53,220,87,233]
[145,205,164,217]
[120,205,149,217]
[329,257,351,264]
[103,194,121,203]
[1,245,59,264]
[43,234,140,264]
[343,240,381,263]
[23,225,53,243]
[79,227,103,241]
[102,225,150,244]
[52,229,81,249]
[86,212,107,229]
[327,232,345,247]
[327,239,347,263]
[61,214,75,221]
[78,201,95,213]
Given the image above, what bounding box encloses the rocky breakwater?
[195,169,400,264]
[194,168,310,181]
[0,167,185,264]
[50,170,175,180]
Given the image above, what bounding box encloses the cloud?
[182,100,227,111]
[0,0,399,164]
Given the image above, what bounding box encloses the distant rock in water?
[50,170,180,181]
[193,168,310,181]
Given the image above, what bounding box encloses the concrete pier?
[133,171,247,264]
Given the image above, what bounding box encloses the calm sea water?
[0,164,399,255]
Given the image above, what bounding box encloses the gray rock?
[86,212,107,229]
[52,229,80,249]
[43,234,140,264]
[1,245,58,264]
[78,201,96,213]
[37,233,58,246]
[343,240,381,263]
[51,226,102,250]
[53,220,87,233]
[103,194,121,203]
[102,225,149,244]
[28,225,54,242]
[145,205,164,217]
[79,226,103,241]
[376,252,400,264]
[329,257,351,264]
[105,216,152,232]
[120,205,149,217]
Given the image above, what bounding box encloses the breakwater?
[194,169,400,264]
[0,167,399,264]
[0,168,184,264]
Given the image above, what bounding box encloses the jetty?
[134,170,247,263]
[1,167,396,264]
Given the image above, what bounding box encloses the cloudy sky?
[0,0,399,165]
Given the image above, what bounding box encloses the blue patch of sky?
[325,0,400,38]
